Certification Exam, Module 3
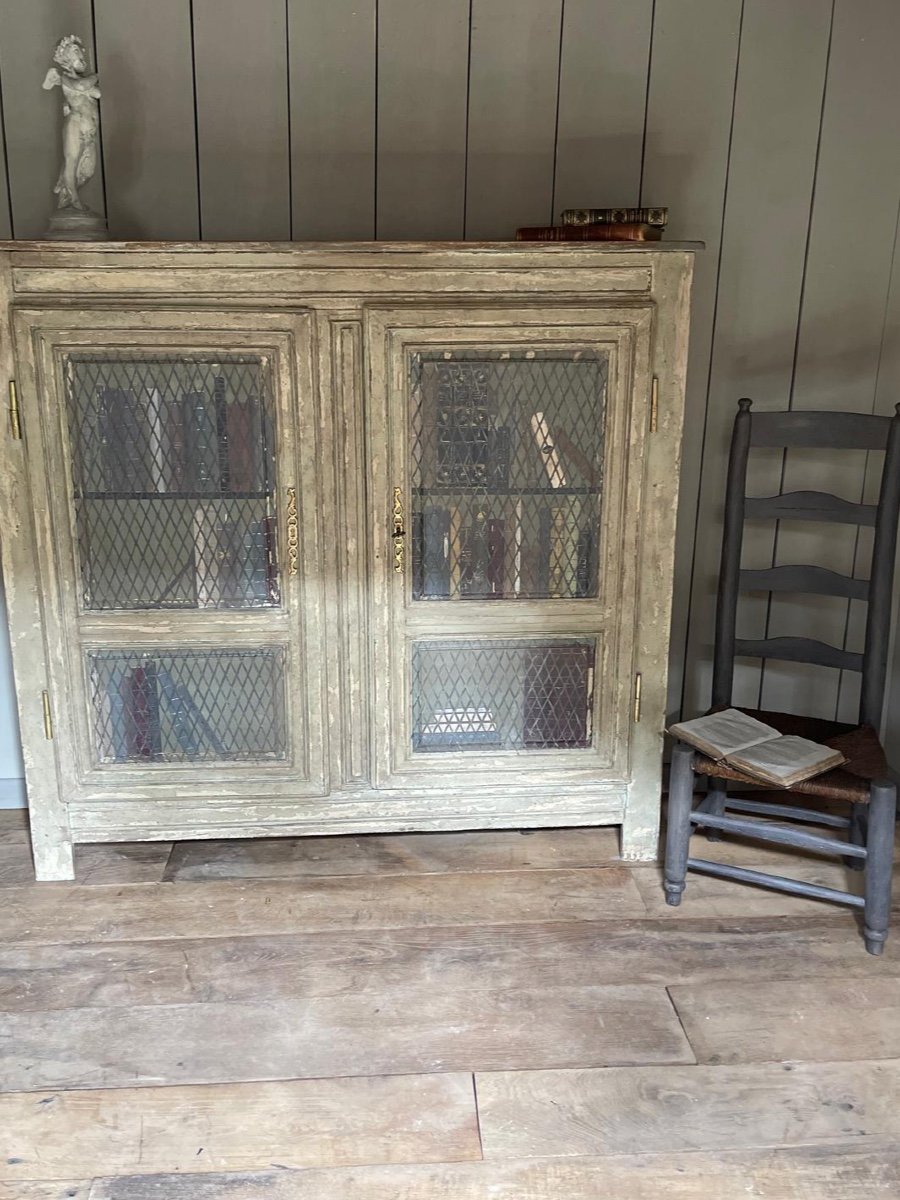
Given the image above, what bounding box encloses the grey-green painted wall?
[0,0,898,801]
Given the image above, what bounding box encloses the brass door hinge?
[632,673,642,723]
[41,690,54,740]
[9,380,21,440]
[649,377,659,434]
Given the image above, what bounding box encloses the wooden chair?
[664,399,900,953]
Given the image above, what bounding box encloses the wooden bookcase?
[0,242,696,879]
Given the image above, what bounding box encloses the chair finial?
[738,397,753,412]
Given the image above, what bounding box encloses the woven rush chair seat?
[695,710,890,804]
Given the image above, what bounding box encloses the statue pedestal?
[45,207,107,241]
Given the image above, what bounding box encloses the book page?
[668,708,781,759]
[727,736,845,786]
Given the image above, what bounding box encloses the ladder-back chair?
[665,399,900,953]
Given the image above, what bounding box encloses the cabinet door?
[13,308,328,813]
[366,305,653,794]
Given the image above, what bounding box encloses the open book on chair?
[667,708,847,788]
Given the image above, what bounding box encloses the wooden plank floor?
[1,806,899,1197]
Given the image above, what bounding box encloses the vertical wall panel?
[0,72,12,238]
[376,0,469,240]
[193,0,290,240]
[640,0,742,720]
[878,212,900,744]
[289,0,376,240]
[553,0,653,217]
[680,0,831,719]
[93,0,198,240]
[760,0,900,719]
[465,0,563,239]
[0,0,101,238]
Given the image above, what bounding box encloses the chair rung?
[690,811,865,859]
[724,797,850,828]
[744,490,877,526]
[739,565,868,600]
[687,858,865,908]
[734,636,863,672]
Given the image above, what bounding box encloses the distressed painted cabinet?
[0,242,695,880]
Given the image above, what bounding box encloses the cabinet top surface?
[0,239,702,258]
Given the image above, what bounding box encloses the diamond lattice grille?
[409,351,607,601]
[88,648,288,763]
[64,354,278,610]
[412,638,596,752]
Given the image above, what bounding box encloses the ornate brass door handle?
[286,487,299,577]
[392,486,405,573]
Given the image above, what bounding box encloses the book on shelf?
[213,376,230,491]
[486,517,505,598]
[459,515,506,599]
[560,206,668,227]
[124,661,163,760]
[183,390,222,492]
[419,506,452,598]
[164,391,187,491]
[667,708,846,788]
[98,387,153,492]
[516,222,663,243]
[226,395,262,492]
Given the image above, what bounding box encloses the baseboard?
[0,778,26,808]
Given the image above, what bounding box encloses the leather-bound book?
[560,206,667,227]
[516,223,663,242]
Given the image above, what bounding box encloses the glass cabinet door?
[368,307,653,791]
[13,310,328,802]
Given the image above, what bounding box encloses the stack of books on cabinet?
[516,206,667,242]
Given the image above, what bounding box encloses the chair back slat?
[734,636,864,674]
[745,491,877,527]
[750,410,891,449]
[711,399,900,727]
[739,565,868,601]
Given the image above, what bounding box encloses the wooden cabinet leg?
[29,817,75,881]
[620,792,661,862]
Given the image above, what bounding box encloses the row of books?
[89,384,271,495]
[412,506,597,600]
[516,205,667,244]
[106,660,226,761]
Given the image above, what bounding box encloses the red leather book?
[515,223,662,242]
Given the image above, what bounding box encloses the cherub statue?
[42,35,100,211]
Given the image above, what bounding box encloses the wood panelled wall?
[0,0,899,791]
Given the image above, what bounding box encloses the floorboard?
[2,914,894,1014]
[0,1074,480,1181]
[0,867,645,946]
[83,1142,900,1199]
[0,982,692,1093]
[0,1186,90,1200]
[476,1060,900,1158]
[163,826,621,880]
[0,842,172,888]
[0,809,29,843]
[670,977,900,1064]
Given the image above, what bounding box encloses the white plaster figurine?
[42,34,106,238]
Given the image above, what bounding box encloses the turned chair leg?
[844,802,868,872]
[699,778,728,840]
[664,742,696,907]
[864,779,897,955]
